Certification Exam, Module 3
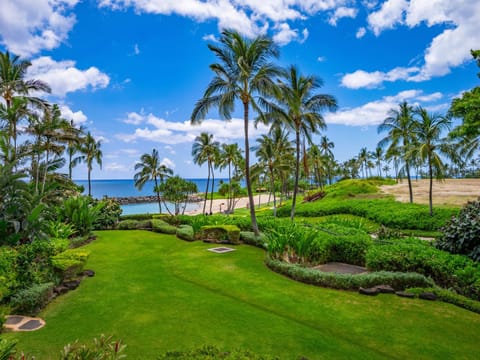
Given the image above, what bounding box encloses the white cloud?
[26,57,110,97]
[99,0,353,45]
[363,0,480,82]
[105,162,129,172]
[317,56,327,62]
[202,34,218,42]
[0,0,79,56]
[164,145,176,155]
[116,112,270,145]
[59,105,88,125]
[161,157,176,169]
[123,111,145,125]
[356,27,367,38]
[133,43,140,55]
[325,89,444,126]
[341,66,420,89]
[328,7,358,26]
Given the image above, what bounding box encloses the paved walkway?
[4,315,45,331]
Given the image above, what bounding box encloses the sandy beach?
[379,178,480,206]
[185,194,274,215]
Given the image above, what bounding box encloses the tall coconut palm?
[79,132,102,197]
[218,143,243,213]
[192,132,219,215]
[373,146,384,177]
[191,30,281,234]
[378,101,416,202]
[0,96,30,160]
[269,65,337,220]
[66,120,86,180]
[357,147,370,179]
[319,135,335,184]
[411,107,452,216]
[134,148,173,213]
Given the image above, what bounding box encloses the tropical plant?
[378,101,416,202]
[267,65,337,220]
[134,148,173,214]
[191,29,281,234]
[78,132,103,197]
[157,176,198,216]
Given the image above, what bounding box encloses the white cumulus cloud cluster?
[344,0,480,88]
[59,104,88,125]
[0,0,79,57]
[27,57,110,97]
[116,112,270,145]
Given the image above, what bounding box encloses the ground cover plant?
[4,230,480,359]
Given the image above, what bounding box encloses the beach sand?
[185,194,274,215]
[379,178,480,206]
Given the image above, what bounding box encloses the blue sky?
[1,0,479,179]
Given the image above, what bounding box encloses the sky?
[0,0,479,180]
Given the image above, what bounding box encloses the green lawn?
[6,230,480,359]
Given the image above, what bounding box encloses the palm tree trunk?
[405,162,413,203]
[291,127,300,221]
[228,162,232,212]
[243,101,259,235]
[154,176,162,213]
[209,162,215,214]
[270,166,277,217]
[428,157,433,216]
[88,165,92,196]
[203,163,210,215]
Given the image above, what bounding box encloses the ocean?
[74,178,227,215]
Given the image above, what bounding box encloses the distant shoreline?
[107,195,203,205]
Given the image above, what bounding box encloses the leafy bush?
[57,196,105,236]
[266,257,434,290]
[46,221,76,239]
[197,225,241,244]
[151,219,177,234]
[0,247,17,301]
[437,200,480,261]
[240,231,267,249]
[51,249,90,278]
[176,225,194,241]
[15,240,57,287]
[50,238,70,254]
[60,334,126,360]
[10,282,54,315]
[158,344,278,360]
[117,219,151,230]
[92,198,122,230]
[366,243,480,300]
[119,213,154,221]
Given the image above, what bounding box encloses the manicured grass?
[6,230,480,359]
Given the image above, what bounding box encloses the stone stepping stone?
[5,315,24,325]
[19,319,43,330]
[3,315,45,332]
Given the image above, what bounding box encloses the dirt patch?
[379,179,480,207]
[313,262,368,275]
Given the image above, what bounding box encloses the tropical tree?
[134,148,173,213]
[373,146,384,177]
[157,176,198,216]
[378,101,416,202]
[357,147,370,179]
[191,29,281,234]
[267,66,337,220]
[411,107,452,216]
[192,132,219,215]
[218,143,243,213]
[66,120,86,179]
[319,135,335,184]
[78,132,103,197]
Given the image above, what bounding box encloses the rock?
[419,292,437,301]
[62,280,80,290]
[395,291,415,298]
[374,285,395,294]
[54,285,70,295]
[82,269,95,277]
[359,287,379,296]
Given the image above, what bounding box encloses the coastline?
[185,194,274,215]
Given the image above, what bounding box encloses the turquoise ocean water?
[74,179,226,215]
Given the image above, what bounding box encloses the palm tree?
[411,107,452,216]
[134,148,173,213]
[191,30,281,234]
[192,132,219,215]
[378,101,416,202]
[218,143,243,213]
[357,147,370,179]
[319,135,335,184]
[79,132,102,197]
[66,120,86,179]
[269,66,337,220]
[374,146,384,177]
[0,96,30,161]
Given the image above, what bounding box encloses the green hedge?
[10,282,54,316]
[176,225,194,241]
[119,214,154,221]
[266,257,434,290]
[51,249,90,278]
[151,219,177,234]
[366,243,480,300]
[240,231,267,249]
[197,225,241,244]
[117,219,152,230]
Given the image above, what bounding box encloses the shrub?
[119,213,154,221]
[0,247,17,301]
[158,345,278,360]
[366,243,480,300]
[117,219,151,230]
[437,199,480,261]
[60,335,126,359]
[10,282,54,315]
[57,196,105,236]
[176,225,194,241]
[266,257,434,290]
[197,225,241,244]
[46,221,76,239]
[51,249,90,278]
[50,238,70,254]
[151,219,177,234]
[240,231,267,249]
[92,198,122,230]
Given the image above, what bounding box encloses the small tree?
[157,176,198,216]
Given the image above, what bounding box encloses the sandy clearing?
[379,178,480,206]
[185,194,274,215]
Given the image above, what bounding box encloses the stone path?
[313,262,368,275]
[4,315,45,331]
